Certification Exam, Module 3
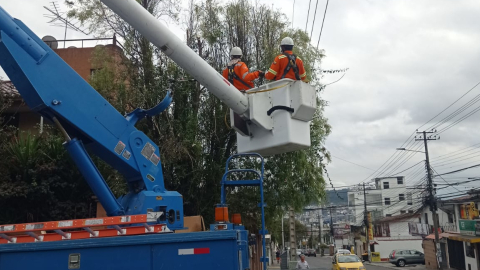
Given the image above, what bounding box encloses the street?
[270,255,427,270]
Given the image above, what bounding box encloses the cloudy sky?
[1,0,480,198]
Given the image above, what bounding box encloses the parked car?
[389,249,425,267]
[296,249,303,256]
[332,254,366,270]
[305,249,317,257]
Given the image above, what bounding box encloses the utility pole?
[416,130,441,270]
[310,223,313,249]
[289,208,297,263]
[281,214,285,250]
[363,183,371,262]
[329,208,334,246]
[318,209,322,246]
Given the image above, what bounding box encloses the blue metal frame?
[219,153,269,270]
[0,6,183,229]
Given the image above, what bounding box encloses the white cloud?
[2,0,480,193]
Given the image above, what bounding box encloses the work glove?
[258,71,265,78]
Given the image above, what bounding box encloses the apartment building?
[348,176,419,225]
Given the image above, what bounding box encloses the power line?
[292,0,296,28]
[431,166,461,193]
[357,134,416,184]
[331,155,376,171]
[316,0,329,50]
[431,151,480,167]
[309,0,320,41]
[434,163,480,176]
[388,160,425,177]
[383,143,425,177]
[432,142,480,160]
[305,0,313,33]
[324,167,344,200]
[436,104,480,134]
[423,80,480,131]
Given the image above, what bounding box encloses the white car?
[336,249,351,255]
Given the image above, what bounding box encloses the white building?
[371,213,424,260]
[348,176,420,225]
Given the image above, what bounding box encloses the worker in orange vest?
[265,37,307,82]
[222,47,264,91]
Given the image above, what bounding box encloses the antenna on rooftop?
[44,1,88,48]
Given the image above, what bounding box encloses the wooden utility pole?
[363,183,371,262]
[416,130,441,269]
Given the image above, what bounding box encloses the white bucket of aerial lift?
[232,79,317,156]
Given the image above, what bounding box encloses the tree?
[60,0,331,235]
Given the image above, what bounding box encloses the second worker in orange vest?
[222,47,264,91]
[265,37,307,82]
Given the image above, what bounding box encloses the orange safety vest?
[265,51,307,82]
[222,61,259,91]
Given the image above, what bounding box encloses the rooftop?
[0,81,20,99]
[375,212,420,223]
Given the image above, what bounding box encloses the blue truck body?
[0,230,249,270]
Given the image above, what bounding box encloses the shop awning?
[425,232,457,240]
[448,234,480,243]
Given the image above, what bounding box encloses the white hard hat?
[230,47,242,57]
[280,37,294,46]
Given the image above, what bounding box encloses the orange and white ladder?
[0,214,170,244]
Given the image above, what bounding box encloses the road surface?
[272,255,426,270]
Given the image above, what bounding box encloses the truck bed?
[0,230,249,270]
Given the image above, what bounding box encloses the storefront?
[448,234,480,270]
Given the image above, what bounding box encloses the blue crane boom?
[0,6,183,229]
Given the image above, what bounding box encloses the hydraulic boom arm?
[0,6,183,229]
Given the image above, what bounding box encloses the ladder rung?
[224,180,261,186]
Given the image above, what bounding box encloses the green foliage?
[0,0,331,236]
[0,129,96,223]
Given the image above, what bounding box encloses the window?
[425,213,429,225]
[383,182,389,189]
[409,210,414,213]
[399,194,405,201]
[400,210,406,214]
[448,213,454,223]
[386,214,392,217]
[397,177,404,184]
[466,242,475,258]
[407,192,413,205]
[385,198,391,205]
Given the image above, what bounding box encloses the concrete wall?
[355,239,364,255]
[422,239,437,269]
[389,220,417,237]
[374,239,423,259]
[418,206,456,232]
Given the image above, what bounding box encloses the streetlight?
[396,148,425,153]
